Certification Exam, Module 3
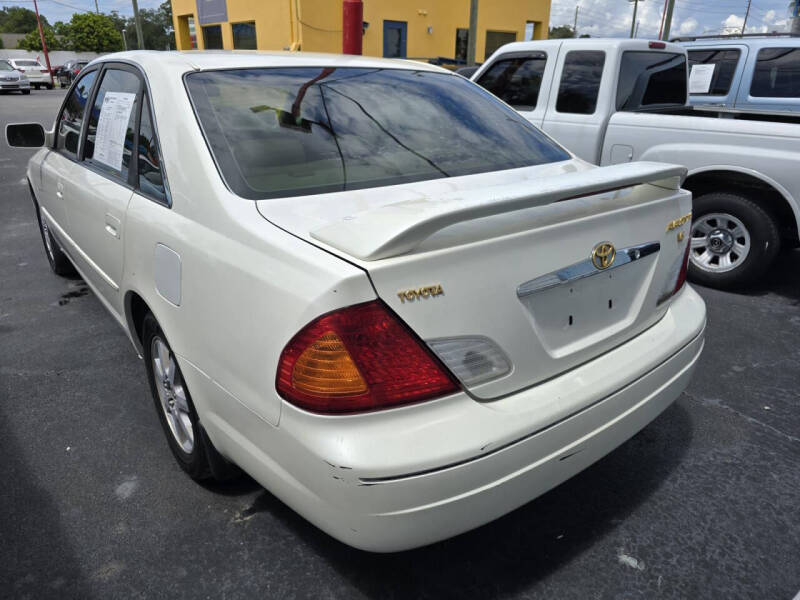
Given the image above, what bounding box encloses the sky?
[0,0,163,24]
[1,0,797,37]
[551,0,797,38]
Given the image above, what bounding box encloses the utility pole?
[630,0,640,39]
[794,0,800,34]
[131,0,144,49]
[573,5,579,37]
[342,0,363,54]
[741,0,752,34]
[94,0,99,13]
[32,0,53,88]
[122,28,128,51]
[661,0,676,40]
[635,21,640,38]
[467,0,478,66]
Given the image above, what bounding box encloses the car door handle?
[104,213,121,239]
[56,181,64,199]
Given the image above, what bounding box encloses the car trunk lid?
[256,160,691,399]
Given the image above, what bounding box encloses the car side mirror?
[6,123,45,148]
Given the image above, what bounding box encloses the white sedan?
[7,51,706,552]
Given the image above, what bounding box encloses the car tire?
[46,83,53,90]
[142,313,216,481]
[22,89,30,95]
[688,191,780,289]
[32,195,75,276]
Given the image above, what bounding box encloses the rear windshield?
[185,67,569,200]
[14,60,40,67]
[0,62,12,71]
[617,51,687,110]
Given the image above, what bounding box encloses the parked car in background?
[455,65,480,77]
[6,58,52,89]
[56,59,88,87]
[6,51,705,552]
[472,38,800,289]
[0,59,30,94]
[676,34,800,113]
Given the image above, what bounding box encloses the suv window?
[84,68,140,181]
[688,49,740,96]
[617,51,687,110]
[185,67,569,200]
[57,69,98,158]
[138,95,168,204]
[556,51,605,114]
[750,47,800,98]
[476,52,547,111]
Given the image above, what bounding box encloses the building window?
[232,21,257,50]
[455,28,468,63]
[484,31,516,61]
[178,15,197,49]
[203,25,223,50]
[556,50,606,114]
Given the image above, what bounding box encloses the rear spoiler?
[311,162,686,261]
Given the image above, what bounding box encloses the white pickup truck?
[471,38,800,288]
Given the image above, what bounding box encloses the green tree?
[111,1,174,50]
[17,26,61,51]
[60,12,123,52]
[0,7,49,34]
[0,37,4,50]
[548,25,575,39]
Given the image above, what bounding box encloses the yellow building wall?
[171,0,551,63]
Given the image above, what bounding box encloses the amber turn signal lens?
[291,331,368,396]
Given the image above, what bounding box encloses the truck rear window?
[750,47,800,98]
[688,49,740,96]
[185,67,569,200]
[617,51,687,111]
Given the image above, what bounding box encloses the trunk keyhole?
[608,299,613,309]
[568,315,573,326]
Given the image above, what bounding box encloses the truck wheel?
[688,192,780,289]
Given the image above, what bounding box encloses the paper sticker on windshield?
[94,91,136,171]
[689,64,716,94]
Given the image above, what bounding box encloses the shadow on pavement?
[241,400,693,598]
[0,411,93,598]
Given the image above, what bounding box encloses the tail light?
[658,239,691,304]
[276,301,459,414]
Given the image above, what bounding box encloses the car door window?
[476,53,547,111]
[556,51,605,114]
[56,70,98,158]
[750,47,800,98]
[687,49,741,96]
[137,94,168,204]
[84,68,140,183]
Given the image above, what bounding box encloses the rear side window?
[688,49,741,96]
[84,68,140,182]
[138,95,168,204]
[750,47,800,98]
[57,70,98,158]
[186,67,569,200]
[556,51,605,114]
[476,52,547,111]
[617,51,687,110]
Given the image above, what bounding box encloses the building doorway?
[383,20,407,58]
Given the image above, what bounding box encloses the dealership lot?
[1,90,799,599]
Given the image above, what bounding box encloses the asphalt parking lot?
[1,89,799,599]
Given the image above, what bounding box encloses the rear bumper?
[208,285,706,552]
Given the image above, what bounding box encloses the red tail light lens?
[674,239,691,296]
[276,301,460,414]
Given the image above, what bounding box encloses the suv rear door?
[687,44,748,109]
